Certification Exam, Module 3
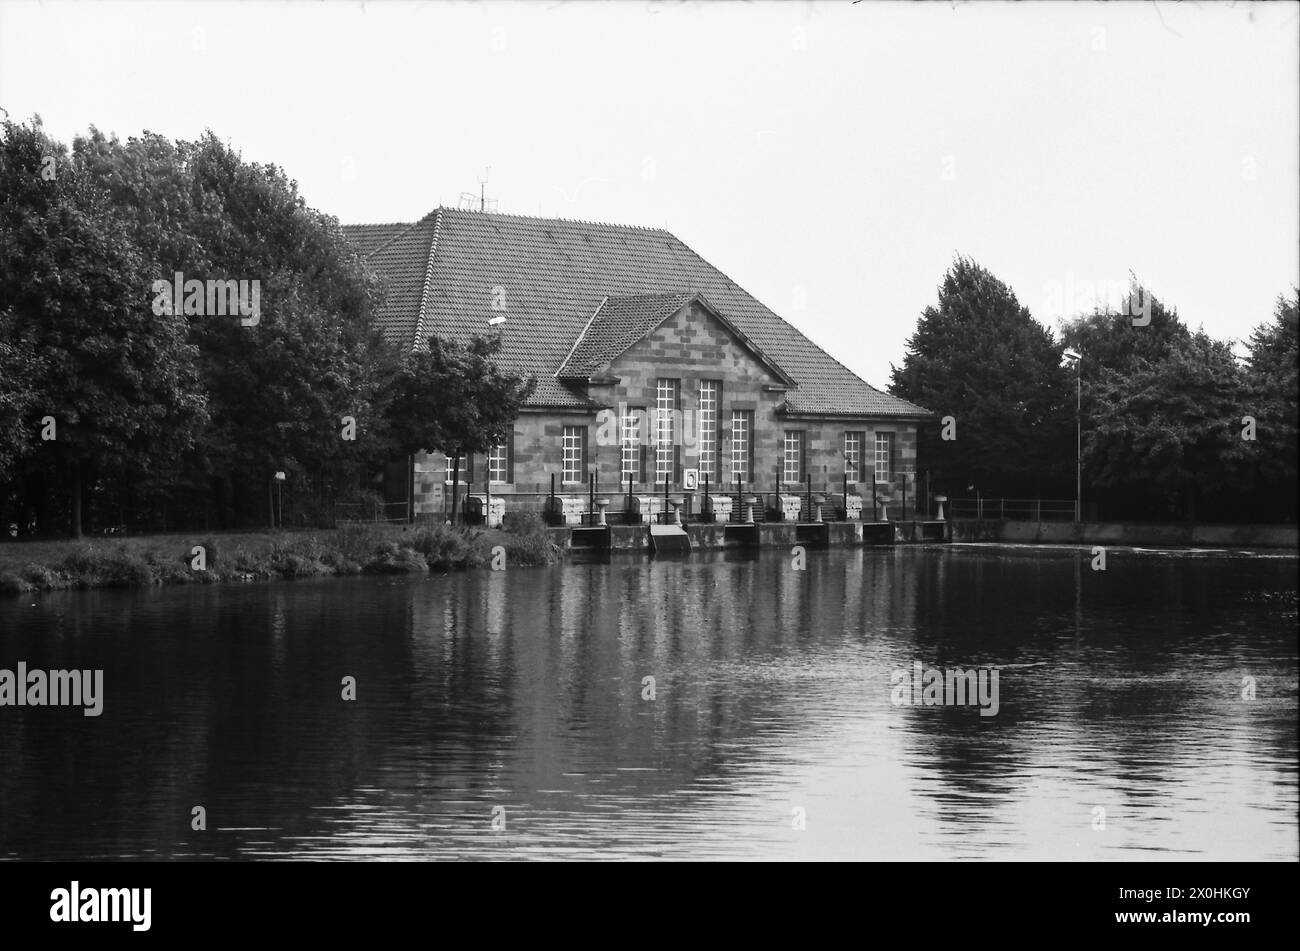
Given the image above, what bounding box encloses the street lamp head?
[1063,348,1081,362]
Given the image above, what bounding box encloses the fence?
[334,500,409,524]
[439,471,921,527]
[945,498,1076,522]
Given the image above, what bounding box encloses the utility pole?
[1063,350,1082,522]
[1076,367,1081,522]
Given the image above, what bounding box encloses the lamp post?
[274,470,286,530]
[1063,349,1082,522]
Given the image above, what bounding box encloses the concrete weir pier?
[550,520,953,552]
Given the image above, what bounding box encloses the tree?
[1059,286,1190,384]
[72,128,387,528]
[1058,286,1284,522]
[0,117,207,537]
[889,256,1074,498]
[0,310,42,486]
[1243,289,1299,517]
[385,335,536,524]
[1085,329,1249,521]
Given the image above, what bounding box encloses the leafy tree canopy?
[889,255,1073,496]
[1,117,206,534]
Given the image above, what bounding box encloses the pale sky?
[2,0,1296,387]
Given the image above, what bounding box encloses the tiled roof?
[365,219,437,347]
[344,207,933,417]
[341,222,412,257]
[559,292,695,379]
[558,292,796,386]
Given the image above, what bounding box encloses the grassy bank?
[0,517,562,596]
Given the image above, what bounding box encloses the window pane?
[875,432,895,482]
[444,453,468,484]
[783,431,803,484]
[845,431,863,484]
[729,411,751,484]
[488,441,508,483]
[698,381,718,481]
[562,426,584,483]
[655,379,678,484]
[620,409,642,483]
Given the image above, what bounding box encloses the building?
[343,207,933,521]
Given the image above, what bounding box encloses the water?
[0,545,1295,861]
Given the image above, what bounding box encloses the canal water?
[0,545,1295,861]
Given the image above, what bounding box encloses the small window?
[620,408,643,483]
[444,453,470,484]
[697,381,720,481]
[487,439,511,484]
[655,379,679,484]
[844,431,865,484]
[783,431,805,484]
[729,410,753,484]
[562,426,587,484]
[875,432,895,483]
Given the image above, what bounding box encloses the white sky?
[2,0,1296,387]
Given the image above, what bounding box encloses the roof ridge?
[687,292,795,387]
[366,219,427,258]
[556,295,609,378]
[412,210,442,349]
[344,220,413,230]
[428,205,671,234]
[605,289,694,301]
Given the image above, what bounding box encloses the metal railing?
[334,500,409,524]
[438,472,919,526]
[945,498,1075,521]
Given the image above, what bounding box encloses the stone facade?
[411,300,921,519]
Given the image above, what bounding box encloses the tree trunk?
[268,477,275,530]
[71,465,83,539]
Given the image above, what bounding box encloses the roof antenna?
[457,166,497,213]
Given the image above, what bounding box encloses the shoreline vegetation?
[0,515,561,596]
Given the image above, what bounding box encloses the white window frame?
[655,379,677,485]
[444,453,469,485]
[620,408,642,483]
[875,431,895,483]
[844,431,863,485]
[698,381,718,481]
[562,426,584,484]
[729,411,751,484]
[782,431,804,484]
[487,440,509,484]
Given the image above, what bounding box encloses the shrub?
[59,545,155,588]
[59,545,103,577]
[496,512,561,566]
[364,541,428,574]
[0,571,31,595]
[227,546,271,578]
[19,563,65,590]
[502,510,545,535]
[408,524,472,570]
[318,547,363,575]
[193,537,220,571]
[508,532,562,566]
[333,523,387,562]
[263,537,333,578]
[104,549,157,587]
[147,549,194,585]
